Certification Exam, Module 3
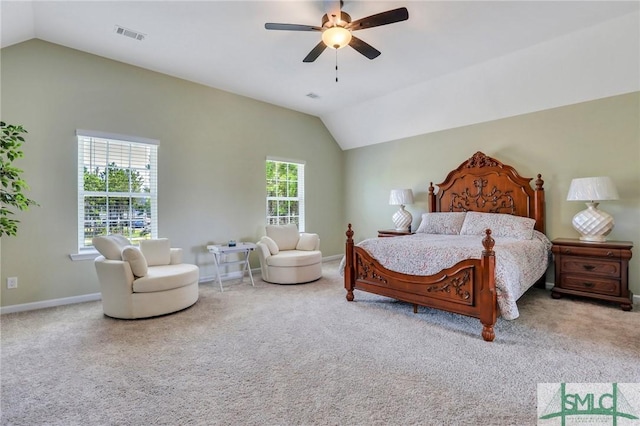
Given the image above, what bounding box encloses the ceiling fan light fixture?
[322,26,351,49]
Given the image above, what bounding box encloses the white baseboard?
[545,281,640,306]
[1,256,342,315]
[0,293,102,315]
[323,254,343,262]
[12,258,630,314]
[0,270,251,314]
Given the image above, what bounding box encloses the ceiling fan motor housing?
[322,11,351,29]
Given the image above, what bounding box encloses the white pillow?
[296,233,319,251]
[260,236,279,255]
[121,246,148,277]
[139,238,171,266]
[92,235,131,260]
[460,212,536,240]
[266,224,299,251]
[109,234,132,248]
[415,212,467,235]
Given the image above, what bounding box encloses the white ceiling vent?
[114,25,145,41]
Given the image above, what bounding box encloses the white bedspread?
[342,231,551,320]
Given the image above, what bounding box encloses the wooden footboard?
[344,224,498,341]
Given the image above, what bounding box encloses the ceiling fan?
[264,2,409,63]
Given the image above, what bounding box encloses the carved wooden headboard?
[428,152,545,233]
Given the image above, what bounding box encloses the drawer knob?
[582,265,595,271]
[563,248,571,254]
[583,282,595,288]
[606,251,614,257]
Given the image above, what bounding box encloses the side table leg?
[244,251,255,287]
[213,254,224,292]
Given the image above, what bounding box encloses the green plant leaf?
[0,121,38,236]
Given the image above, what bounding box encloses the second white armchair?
[256,224,322,284]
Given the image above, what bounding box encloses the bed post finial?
[482,229,495,255]
[428,182,436,213]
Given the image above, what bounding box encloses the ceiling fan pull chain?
[335,50,339,82]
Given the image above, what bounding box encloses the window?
[77,130,158,251]
[266,157,305,231]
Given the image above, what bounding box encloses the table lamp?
[566,176,619,242]
[389,189,414,231]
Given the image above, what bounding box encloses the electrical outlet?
[7,277,18,289]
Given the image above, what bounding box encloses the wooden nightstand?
[551,238,633,311]
[378,229,414,237]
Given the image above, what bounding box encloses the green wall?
[2,39,639,309]
[344,92,640,294]
[0,40,344,307]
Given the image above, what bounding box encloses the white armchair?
[93,235,199,319]
[256,224,322,284]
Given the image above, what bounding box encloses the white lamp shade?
[389,189,414,206]
[567,177,619,201]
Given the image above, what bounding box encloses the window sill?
[69,250,100,261]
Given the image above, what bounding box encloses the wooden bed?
[344,151,545,341]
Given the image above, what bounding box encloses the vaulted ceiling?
[2,1,639,150]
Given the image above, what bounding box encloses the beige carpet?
[1,260,638,425]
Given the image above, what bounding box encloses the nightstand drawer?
[554,245,621,259]
[561,275,620,296]
[559,257,620,278]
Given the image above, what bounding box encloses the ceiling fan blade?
[346,7,409,31]
[349,35,381,60]
[303,41,328,63]
[265,23,322,31]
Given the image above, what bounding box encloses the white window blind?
[77,130,158,251]
[266,157,305,232]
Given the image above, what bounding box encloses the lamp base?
[572,202,614,242]
[392,206,412,232]
[579,235,607,242]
